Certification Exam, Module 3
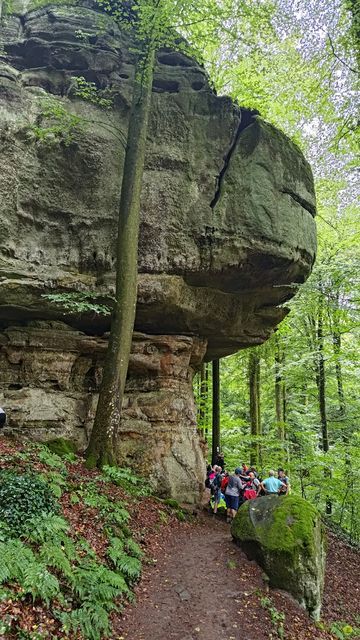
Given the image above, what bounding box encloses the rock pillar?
[0,322,207,502]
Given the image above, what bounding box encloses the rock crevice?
[210,108,258,209]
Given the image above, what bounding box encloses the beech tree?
[86,0,275,466]
[86,0,162,467]
[211,360,220,464]
[248,350,261,467]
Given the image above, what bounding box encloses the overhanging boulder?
[0,2,316,360]
[231,495,326,620]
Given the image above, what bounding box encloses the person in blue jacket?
[259,469,286,496]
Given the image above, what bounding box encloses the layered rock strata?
[0,322,207,501]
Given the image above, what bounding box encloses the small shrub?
[0,472,58,536]
[163,498,180,509]
[260,596,285,639]
[46,438,77,458]
[330,622,360,639]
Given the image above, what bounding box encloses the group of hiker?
[205,458,290,523]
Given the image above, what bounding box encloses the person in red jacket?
[221,471,229,494]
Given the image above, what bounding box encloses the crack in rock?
[281,188,316,217]
[210,108,259,209]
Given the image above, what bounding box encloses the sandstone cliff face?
[0,322,206,500]
[0,2,316,356]
[0,3,317,498]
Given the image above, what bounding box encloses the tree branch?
[327,33,358,75]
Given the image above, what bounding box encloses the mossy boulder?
[231,495,326,620]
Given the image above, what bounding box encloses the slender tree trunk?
[332,293,346,416]
[333,328,346,415]
[316,290,332,514]
[86,48,155,467]
[274,335,285,440]
[205,363,209,436]
[317,297,329,454]
[249,350,261,467]
[331,291,352,519]
[212,359,220,465]
[199,363,207,430]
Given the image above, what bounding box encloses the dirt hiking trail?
[117,514,353,640]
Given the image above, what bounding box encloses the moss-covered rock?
[46,438,77,457]
[231,495,325,620]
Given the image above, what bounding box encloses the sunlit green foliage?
[71,76,114,109]
[42,292,112,316]
[29,98,82,146]
[193,0,359,540]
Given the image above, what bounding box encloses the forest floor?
[117,513,360,640]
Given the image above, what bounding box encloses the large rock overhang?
[0,3,317,360]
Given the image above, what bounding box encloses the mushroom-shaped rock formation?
[231,496,326,620]
[0,3,316,500]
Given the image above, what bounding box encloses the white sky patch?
[303,118,321,137]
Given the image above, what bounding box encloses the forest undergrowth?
[0,436,190,640]
[0,436,359,640]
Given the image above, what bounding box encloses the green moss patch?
[232,495,319,557]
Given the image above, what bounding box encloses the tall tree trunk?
[316,290,331,514]
[86,48,155,467]
[249,350,261,467]
[212,359,220,465]
[205,363,209,436]
[199,363,208,432]
[332,292,346,417]
[274,335,285,440]
[317,297,329,454]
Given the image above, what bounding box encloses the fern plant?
[124,537,143,559]
[0,539,60,604]
[57,602,113,640]
[81,485,131,526]
[38,447,67,471]
[107,537,141,581]
[102,465,151,496]
[70,559,130,603]
[0,451,144,639]
[40,470,68,498]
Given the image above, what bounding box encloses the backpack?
[210,473,222,495]
[221,475,229,493]
[243,480,258,501]
[243,488,257,500]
